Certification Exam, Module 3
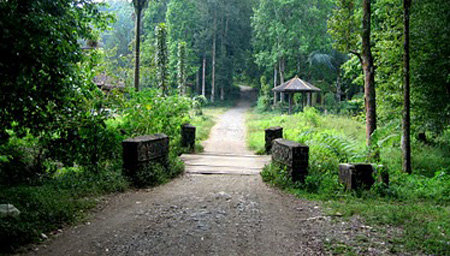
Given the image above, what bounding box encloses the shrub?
[114,88,193,153]
[0,132,45,185]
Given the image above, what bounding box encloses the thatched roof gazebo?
[273,76,321,114]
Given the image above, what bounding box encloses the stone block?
[122,134,169,182]
[272,138,309,182]
[181,124,196,149]
[265,126,283,153]
[339,163,375,190]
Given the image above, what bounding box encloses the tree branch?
[349,50,363,64]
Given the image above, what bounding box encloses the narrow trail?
[21,87,332,256]
[201,87,253,154]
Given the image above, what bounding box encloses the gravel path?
[20,87,396,256]
[201,87,253,154]
[24,176,327,256]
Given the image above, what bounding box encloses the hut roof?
[272,76,321,93]
[94,73,125,91]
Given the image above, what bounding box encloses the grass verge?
[0,166,128,252]
[250,108,450,255]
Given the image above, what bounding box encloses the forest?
[0,0,449,254]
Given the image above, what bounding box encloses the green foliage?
[155,23,169,95]
[0,131,44,185]
[165,0,200,86]
[252,0,334,88]
[0,0,120,183]
[329,0,450,133]
[410,0,450,133]
[327,0,361,53]
[251,109,450,254]
[114,88,192,148]
[261,162,295,189]
[0,0,112,142]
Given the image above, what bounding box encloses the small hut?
[94,73,126,93]
[272,76,321,114]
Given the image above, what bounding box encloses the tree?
[202,56,206,96]
[328,0,377,150]
[0,0,111,142]
[177,41,187,95]
[252,0,333,104]
[361,0,377,150]
[132,0,150,91]
[166,0,200,87]
[402,0,411,173]
[155,23,168,95]
[211,8,217,103]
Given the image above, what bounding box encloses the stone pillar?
[271,138,309,182]
[122,134,169,184]
[265,126,283,153]
[338,163,375,190]
[181,124,196,149]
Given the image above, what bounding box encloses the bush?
[0,132,45,185]
[113,88,193,153]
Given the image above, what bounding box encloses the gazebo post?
[288,93,292,115]
[301,92,304,111]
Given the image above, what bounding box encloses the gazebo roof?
[272,76,321,93]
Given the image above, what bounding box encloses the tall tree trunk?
[336,69,342,101]
[220,17,229,101]
[202,56,206,97]
[273,67,278,106]
[134,8,141,91]
[196,68,200,95]
[211,13,217,103]
[279,57,285,103]
[402,0,412,174]
[362,0,377,150]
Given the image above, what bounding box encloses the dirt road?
[21,87,389,256]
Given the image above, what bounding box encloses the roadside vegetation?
[248,0,449,253]
[248,109,450,254]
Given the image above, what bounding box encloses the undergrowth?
[252,108,450,254]
[0,166,128,252]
